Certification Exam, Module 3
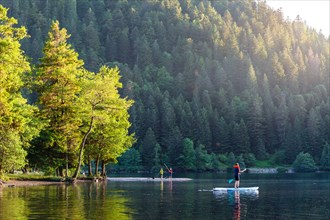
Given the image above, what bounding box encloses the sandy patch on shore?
[0,179,96,187]
[1,177,193,187]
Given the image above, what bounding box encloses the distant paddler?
[169,167,173,179]
[159,167,164,180]
[164,163,173,179]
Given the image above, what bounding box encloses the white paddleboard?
[213,187,259,191]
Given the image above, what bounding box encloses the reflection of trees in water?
[85,182,133,219]
[0,187,28,219]
[0,183,134,220]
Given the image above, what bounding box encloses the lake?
[0,173,329,219]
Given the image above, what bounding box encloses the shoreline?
[1,177,193,187]
[0,179,94,188]
[108,177,192,182]
[1,180,65,187]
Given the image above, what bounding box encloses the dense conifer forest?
[1,0,329,173]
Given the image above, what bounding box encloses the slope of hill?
[1,0,329,171]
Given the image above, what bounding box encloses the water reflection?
[1,173,328,219]
[233,191,241,220]
[213,189,259,200]
[168,178,173,191]
[160,179,164,191]
[213,189,259,220]
[0,182,134,220]
[0,188,28,220]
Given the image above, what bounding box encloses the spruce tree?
[35,20,84,177]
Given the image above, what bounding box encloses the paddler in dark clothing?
[234,163,241,189]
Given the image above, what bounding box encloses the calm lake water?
[0,173,329,220]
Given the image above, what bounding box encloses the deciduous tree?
[0,5,40,175]
[73,66,135,178]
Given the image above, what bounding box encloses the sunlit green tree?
[0,5,40,175]
[35,20,84,177]
[73,66,135,178]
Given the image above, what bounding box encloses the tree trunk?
[65,149,69,177]
[21,165,28,174]
[72,116,94,179]
[59,167,64,177]
[88,155,93,176]
[95,155,100,177]
[101,160,106,177]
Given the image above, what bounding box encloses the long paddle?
[164,163,170,172]
[164,163,174,179]
[228,169,247,183]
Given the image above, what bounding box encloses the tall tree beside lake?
[73,66,135,178]
[0,5,40,176]
[34,20,84,177]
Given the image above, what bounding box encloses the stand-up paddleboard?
[213,187,259,191]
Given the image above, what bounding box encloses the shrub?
[243,153,256,167]
[293,152,317,172]
[210,153,224,171]
[270,150,286,165]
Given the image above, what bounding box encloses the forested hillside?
[1,0,329,172]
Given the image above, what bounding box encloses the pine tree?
[274,92,288,149]
[247,95,265,158]
[306,107,322,159]
[167,126,183,166]
[232,119,250,154]
[140,128,159,169]
[35,20,84,177]
[178,138,196,171]
[218,117,231,153]
[320,142,330,171]
[159,91,176,147]
[261,74,276,152]
[195,144,211,171]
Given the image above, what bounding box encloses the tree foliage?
[76,66,135,177]
[0,5,40,175]
[34,20,84,176]
[293,152,317,173]
[320,143,330,171]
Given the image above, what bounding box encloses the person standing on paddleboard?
[160,168,164,180]
[169,168,173,179]
[234,163,241,189]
